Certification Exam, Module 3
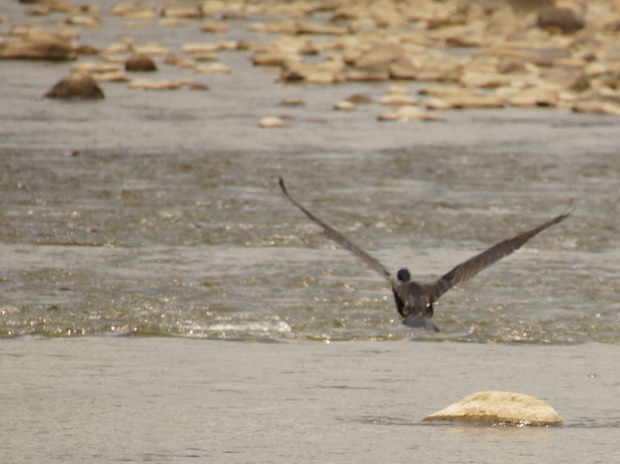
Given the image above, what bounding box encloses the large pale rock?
[0,28,75,61]
[44,71,105,99]
[424,391,563,426]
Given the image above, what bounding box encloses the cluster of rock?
[2,0,620,115]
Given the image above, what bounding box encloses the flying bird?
[279,177,571,332]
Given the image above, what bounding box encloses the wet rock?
[0,28,75,61]
[344,93,373,104]
[44,71,104,99]
[424,391,563,426]
[279,98,305,106]
[536,6,585,33]
[125,53,157,72]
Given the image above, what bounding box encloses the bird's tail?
[402,314,440,332]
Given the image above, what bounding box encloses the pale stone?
[424,391,563,426]
[572,100,620,116]
[259,116,285,128]
[509,88,559,107]
[281,60,345,84]
[182,42,224,54]
[380,94,419,106]
[378,105,445,122]
[132,42,169,56]
[94,71,130,82]
[161,6,203,19]
[194,62,231,74]
[387,85,410,95]
[201,20,228,33]
[112,4,157,20]
[334,100,356,111]
[65,15,103,29]
[72,61,122,74]
[460,72,512,88]
[165,53,195,68]
[129,78,183,90]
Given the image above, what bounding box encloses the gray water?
[1,1,619,462]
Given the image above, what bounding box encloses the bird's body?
[279,178,570,332]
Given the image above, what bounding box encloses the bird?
[278,177,571,332]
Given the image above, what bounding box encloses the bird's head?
[397,268,411,282]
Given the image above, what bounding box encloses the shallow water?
[2,338,619,463]
[0,2,619,462]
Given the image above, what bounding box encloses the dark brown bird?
[279,178,571,332]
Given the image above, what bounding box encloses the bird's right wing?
[279,177,393,282]
[426,203,572,302]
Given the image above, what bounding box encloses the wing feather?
[428,205,571,301]
[279,178,392,282]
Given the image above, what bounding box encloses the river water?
[0,1,619,462]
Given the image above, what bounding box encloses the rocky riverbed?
[3,0,620,116]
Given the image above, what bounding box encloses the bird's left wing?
[279,177,393,283]
[427,203,572,302]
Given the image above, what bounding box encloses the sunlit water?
[0,2,619,462]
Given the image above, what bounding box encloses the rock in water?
[125,54,157,72]
[44,71,105,100]
[0,28,75,61]
[424,391,563,426]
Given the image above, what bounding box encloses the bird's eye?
[425,303,431,308]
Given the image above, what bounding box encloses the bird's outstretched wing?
[279,177,392,282]
[427,203,572,302]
